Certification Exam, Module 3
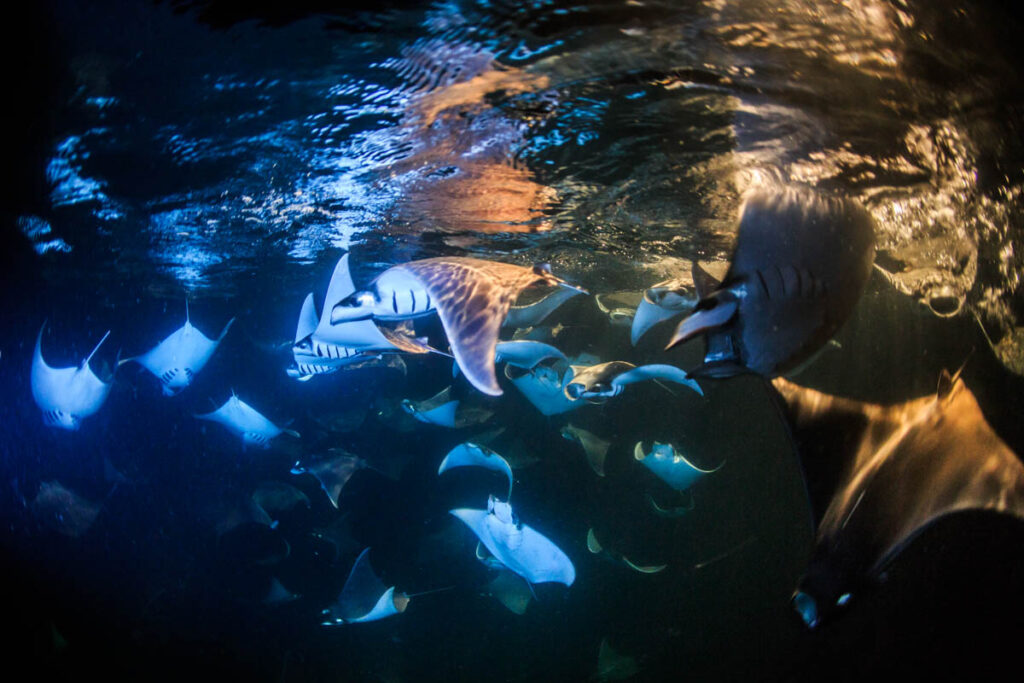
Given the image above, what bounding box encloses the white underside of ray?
[295,293,318,344]
[453,340,565,380]
[347,587,402,623]
[195,394,291,447]
[438,443,514,498]
[503,287,582,329]
[450,500,575,586]
[291,289,368,380]
[631,297,685,345]
[634,441,722,491]
[322,547,404,625]
[314,255,401,351]
[506,363,581,416]
[375,263,507,395]
[31,325,113,428]
[369,268,438,321]
[613,364,703,396]
[132,304,233,395]
[404,399,459,428]
[495,341,567,369]
[136,323,219,374]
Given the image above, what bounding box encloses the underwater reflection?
[381,43,556,237]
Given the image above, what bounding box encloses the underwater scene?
[3,0,1024,680]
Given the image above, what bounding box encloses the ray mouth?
[926,292,963,317]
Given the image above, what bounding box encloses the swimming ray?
[402,386,460,428]
[561,425,610,477]
[291,451,370,508]
[195,392,299,449]
[450,495,575,586]
[251,481,311,522]
[288,291,380,381]
[505,360,581,416]
[666,188,876,378]
[263,576,301,605]
[495,340,568,369]
[586,528,667,574]
[503,286,583,329]
[564,361,702,402]
[482,568,534,615]
[202,488,276,537]
[402,386,494,429]
[455,339,567,381]
[620,556,668,574]
[594,292,639,327]
[291,254,420,379]
[772,372,1024,628]
[438,442,514,499]
[125,301,234,396]
[596,638,640,682]
[31,323,114,430]
[30,481,102,537]
[633,441,722,491]
[321,547,409,625]
[631,277,699,346]
[313,253,405,352]
[645,491,695,518]
[330,256,583,396]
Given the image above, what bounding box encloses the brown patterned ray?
[393,257,576,396]
[772,372,1024,623]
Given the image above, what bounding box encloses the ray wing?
[775,374,1024,623]
[503,286,582,329]
[31,328,77,412]
[438,443,514,496]
[322,253,357,311]
[195,398,237,430]
[613,364,703,396]
[333,547,395,623]
[32,326,113,416]
[395,258,558,396]
[295,293,318,343]
[136,319,230,374]
[495,340,567,369]
[450,507,575,585]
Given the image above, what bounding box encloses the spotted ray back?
[395,257,575,395]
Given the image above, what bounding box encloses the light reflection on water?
[32,0,1023,346]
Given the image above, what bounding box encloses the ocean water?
[3,1,1024,681]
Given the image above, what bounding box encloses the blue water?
[3,0,1024,680]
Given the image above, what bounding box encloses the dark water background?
[3,1,1024,681]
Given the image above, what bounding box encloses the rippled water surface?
[3,1,1024,681]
